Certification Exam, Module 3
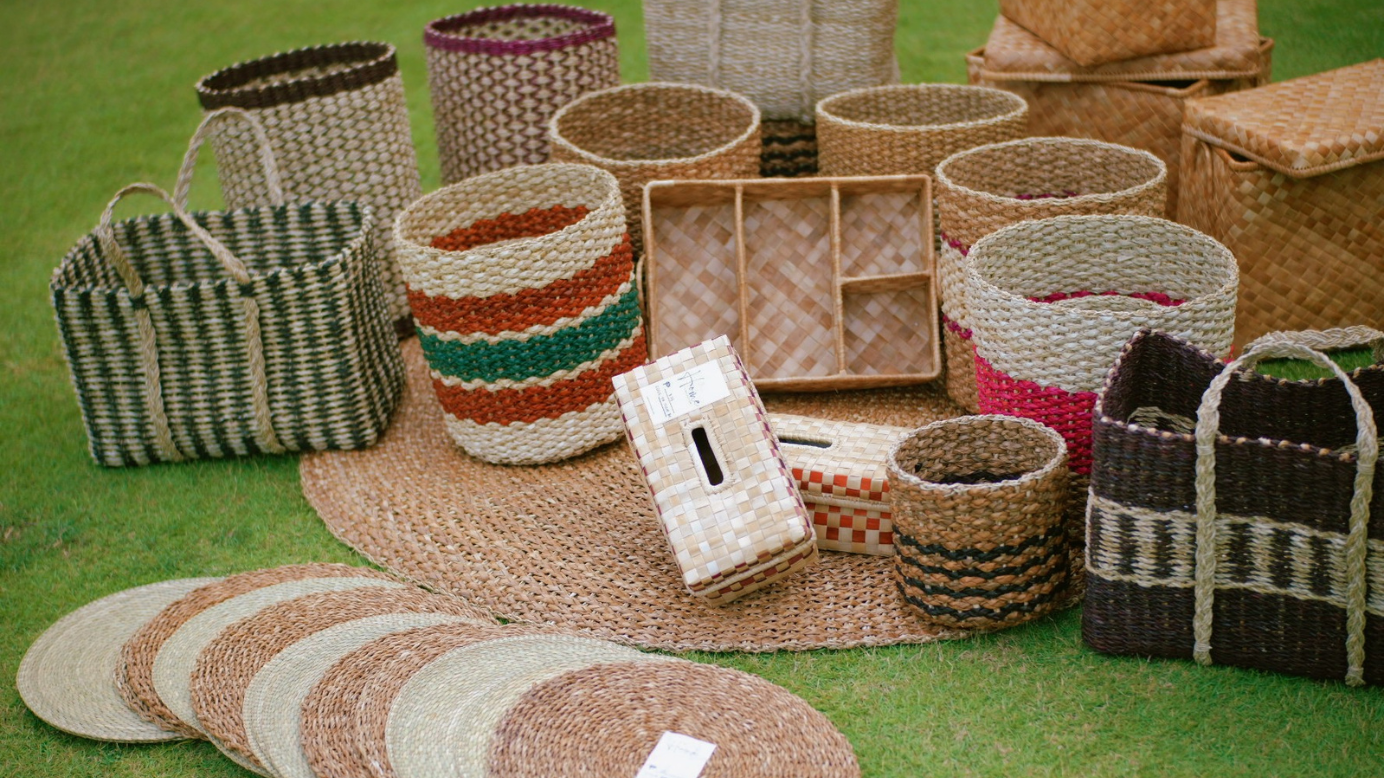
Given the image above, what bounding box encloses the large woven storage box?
[643,0,899,124]
[999,0,1216,67]
[424,5,620,186]
[51,116,403,467]
[612,337,818,604]
[1179,59,1384,348]
[394,163,641,465]
[965,214,1238,534]
[196,42,425,331]
[1086,328,1384,686]
[967,0,1270,217]
[934,137,1167,412]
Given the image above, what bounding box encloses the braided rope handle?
[1192,340,1377,686]
[97,182,254,294]
[174,106,285,211]
[1247,326,1384,363]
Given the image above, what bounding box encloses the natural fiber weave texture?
[188,587,490,771]
[302,338,984,651]
[489,660,861,777]
[643,0,899,123]
[815,84,1027,177]
[196,42,424,327]
[394,163,640,465]
[425,5,619,185]
[999,0,1216,67]
[761,119,819,177]
[889,416,1069,628]
[547,82,761,252]
[18,578,219,743]
[1085,329,1384,685]
[934,137,1167,410]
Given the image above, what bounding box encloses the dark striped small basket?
[887,414,1070,629]
[1086,327,1383,686]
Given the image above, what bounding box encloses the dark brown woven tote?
[1085,327,1383,686]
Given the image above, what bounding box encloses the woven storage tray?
[1179,59,1384,347]
[612,336,818,604]
[999,0,1216,67]
[643,175,940,391]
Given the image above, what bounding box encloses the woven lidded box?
[999,0,1216,68]
[1179,59,1384,347]
[769,414,908,556]
[613,337,817,604]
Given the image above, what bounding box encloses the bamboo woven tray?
[642,176,940,391]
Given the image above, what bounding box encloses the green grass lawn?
[3,1,1382,776]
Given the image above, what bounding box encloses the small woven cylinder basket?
[965,214,1238,528]
[815,84,1027,177]
[196,42,425,331]
[424,5,619,186]
[394,163,642,465]
[888,415,1070,629]
[548,82,761,252]
[934,137,1167,412]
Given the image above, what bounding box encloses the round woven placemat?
[489,659,860,777]
[120,562,399,737]
[302,340,969,652]
[17,578,220,742]
[243,612,474,778]
[189,586,491,772]
[384,634,663,778]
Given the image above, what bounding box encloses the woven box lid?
[999,0,1216,68]
[980,0,1262,83]
[1184,58,1384,178]
[613,336,816,603]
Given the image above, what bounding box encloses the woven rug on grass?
[302,338,977,652]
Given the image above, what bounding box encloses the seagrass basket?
[424,5,619,185]
[393,163,641,466]
[51,113,403,467]
[965,214,1238,533]
[934,138,1167,412]
[548,82,761,253]
[196,41,425,331]
[999,0,1216,67]
[888,415,1070,629]
[814,84,1027,177]
[1179,59,1384,347]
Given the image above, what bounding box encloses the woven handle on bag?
[173,106,285,210]
[1192,340,1377,686]
[1247,326,1384,363]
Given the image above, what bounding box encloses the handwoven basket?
[196,41,425,331]
[424,5,619,186]
[643,0,900,123]
[998,0,1216,67]
[1086,327,1384,686]
[888,415,1070,629]
[51,112,403,467]
[1179,59,1384,347]
[393,163,640,465]
[548,82,761,252]
[815,84,1027,177]
[934,138,1167,412]
[965,214,1238,531]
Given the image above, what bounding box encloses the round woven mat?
[384,634,663,778]
[189,586,490,772]
[489,660,861,777]
[302,340,970,651]
[120,562,399,737]
[243,612,474,778]
[17,578,219,742]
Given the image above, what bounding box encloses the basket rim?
[196,41,397,111]
[548,82,762,168]
[935,137,1167,206]
[424,4,615,55]
[887,414,1068,493]
[814,84,1027,134]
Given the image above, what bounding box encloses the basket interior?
[896,421,1058,485]
[825,86,1024,129]
[941,140,1164,199]
[554,88,756,162]
[438,15,592,41]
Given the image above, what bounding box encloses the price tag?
[634,731,717,778]
[640,362,731,426]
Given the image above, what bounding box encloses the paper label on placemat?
[635,731,717,778]
[640,362,731,426]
